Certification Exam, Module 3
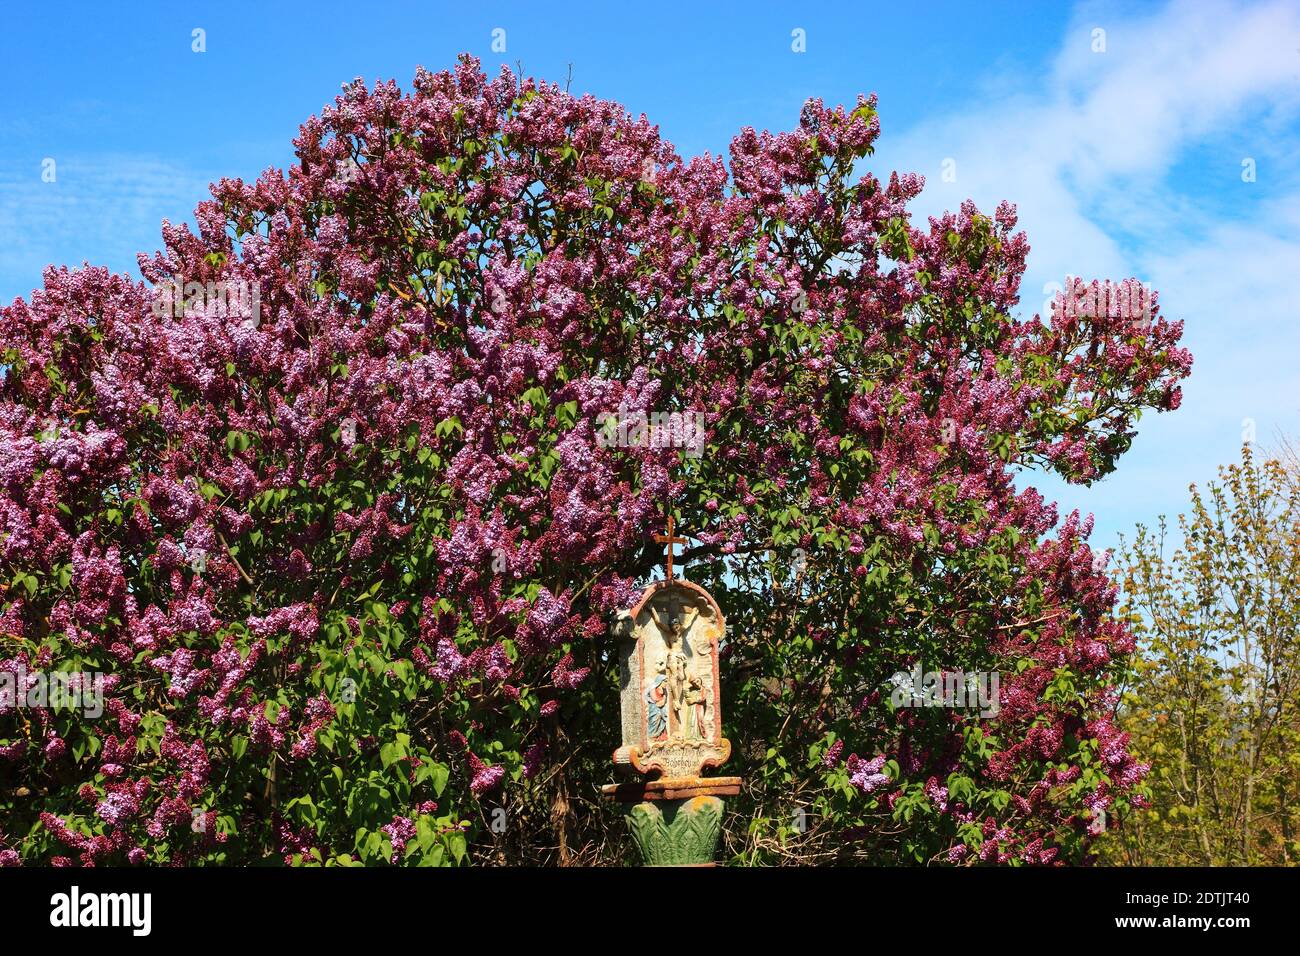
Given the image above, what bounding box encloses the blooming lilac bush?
[0,56,1190,865]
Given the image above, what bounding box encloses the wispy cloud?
[0,155,215,302]
[867,0,1300,548]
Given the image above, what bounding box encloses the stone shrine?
[602,517,741,865]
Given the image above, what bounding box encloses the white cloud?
[866,0,1300,550]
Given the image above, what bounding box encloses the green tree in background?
[1107,445,1300,865]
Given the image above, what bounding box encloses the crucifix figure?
[648,593,701,742]
[653,514,687,581]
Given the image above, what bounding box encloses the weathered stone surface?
[602,775,742,802]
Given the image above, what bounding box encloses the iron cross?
[654,514,688,581]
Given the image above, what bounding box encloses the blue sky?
[2,0,1298,556]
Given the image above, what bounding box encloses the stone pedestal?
[602,776,741,867]
[625,797,725,866]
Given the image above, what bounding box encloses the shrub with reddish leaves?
[0,56,1190,865]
